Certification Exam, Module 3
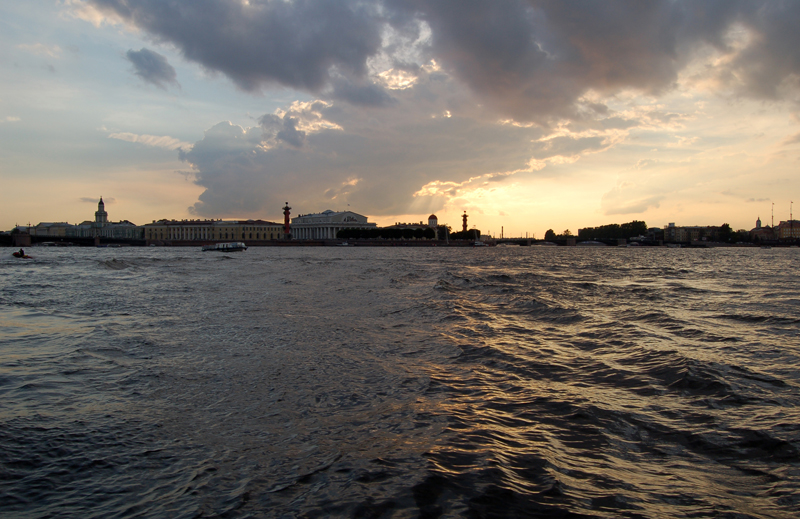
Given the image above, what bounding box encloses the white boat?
[202,242,248,252]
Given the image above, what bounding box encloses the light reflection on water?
[0,246,798,517]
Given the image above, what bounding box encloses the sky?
[2,0,800,238]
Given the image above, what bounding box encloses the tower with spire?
[95,197,108,225]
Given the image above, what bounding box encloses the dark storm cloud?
[259,113,309,148]
[180,96,549,218]
[719,1,800,99]
[125,48,178,89]
[329,79,396,107]
[386,0,799,119]
[89,1,800,121]
[93,0,383,92]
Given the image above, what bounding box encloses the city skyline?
[3,1,800,237]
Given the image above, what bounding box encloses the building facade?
[291,210,376,240]
[33,222,74,237]
[663,223,719,242]
[775,220,800,239]
[143,219,283,244]
[31,198,143,240]
[749,216,775,241]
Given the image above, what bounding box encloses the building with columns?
[30,198,143,240]
[143,219,282,244]
[291,210,376,240]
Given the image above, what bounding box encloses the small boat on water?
[12,251,32,259]
[202,242,248,252]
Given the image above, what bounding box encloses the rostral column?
[283,202,291,239]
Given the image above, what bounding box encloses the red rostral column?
[462,211,468,233]
[283,202,291,239]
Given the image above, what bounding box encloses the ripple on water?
[1,247,799,517]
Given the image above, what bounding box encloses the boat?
[12,251,32,259]
[202,242,248,252]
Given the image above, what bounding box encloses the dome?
[428,214,438,220]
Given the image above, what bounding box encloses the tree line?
[337,227,436,240]
[542,220,648,241]
[335,226,484,241]
[577,220,648,240]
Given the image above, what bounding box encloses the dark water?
[1,246,798,518]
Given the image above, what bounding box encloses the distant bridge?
[3,234,146,247]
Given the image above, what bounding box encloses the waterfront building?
[33,222,73,237]
[383,215,442,240]
[95,197,108,225]
[143,219,283,244]
[386,221,429,231]
[749,217,775,242]
[97,220,142,239]
[663,223,720,243]
[291,210,376,240]
[79,198,143,239]
[775,220,800,239]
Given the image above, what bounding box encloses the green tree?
[718,223,733,242]
[544,229,556,241]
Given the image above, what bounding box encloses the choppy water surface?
[1,246,798,518]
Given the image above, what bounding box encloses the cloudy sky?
[3,0,800,237]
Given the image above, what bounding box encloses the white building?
[291,210,376,240]
[75,198,143,239]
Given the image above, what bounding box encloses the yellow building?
[33,222,73,237]
[144,219,283,245]
[776,220,800,239]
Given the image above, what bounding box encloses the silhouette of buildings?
[143,219,282,244]
[291,209,376,239]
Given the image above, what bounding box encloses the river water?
[1,246,798,518]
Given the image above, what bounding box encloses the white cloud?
[61,0,125,28]
[108,132,192,151]
[16,43,62,58]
